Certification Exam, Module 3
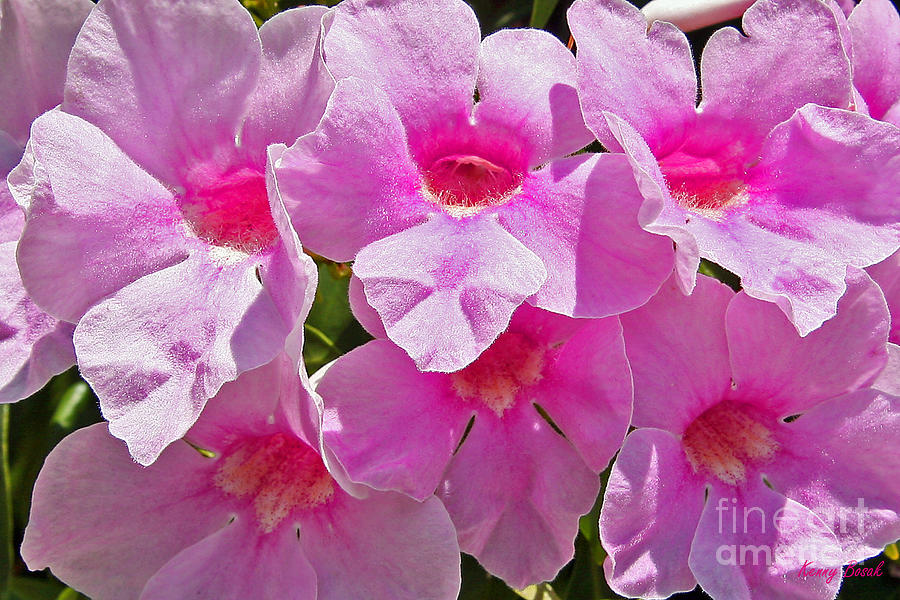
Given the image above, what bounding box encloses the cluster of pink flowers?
[2,0,899,597]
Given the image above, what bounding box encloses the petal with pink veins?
[767,389,900,563]
[275,77,429,263]
[697,0,852,160]
[353,214,546,372]
[239,6,334,166]
[689,482,842,600]
[74,253,289,465]
[527,312,632,471]
[9,111,190,323]
[0,0,93,144]
[603,112,700,293]
[438,402,599,589]
[348,273,388,339]
[569,0,697,156]
[601,428,706,599]
[621,274,734,433]
[498,153,674,318]
[727,269,889,416]
[849,0,900,124]
[316,340,470,501]
[63,0,262,186]
[299,490,461,600]
[139,518,317,600]
[0,242,74,403]
[475,28,593,167]
[324,0,480,154]
[21,424,229,600]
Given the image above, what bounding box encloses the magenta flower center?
[451,331,545,416]
[214,433,334,533]
[682,401,779,485]
[423,154,521,216]
[179,167,279,253]
[659,151,748,217]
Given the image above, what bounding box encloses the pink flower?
[315,295,632,588]
[570,0,900,337]
[0,0,92,402]
[9,0,331,464]
[846,0,900,127]
[274,0,675,372]
[600,270,900,599]
[21,355,461,600]
[868,250,900,345]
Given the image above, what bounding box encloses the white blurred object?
[641,0,755,31]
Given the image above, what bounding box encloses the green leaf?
[6,576,64,600]
[515,583,563,599]
[459,554,521,600]
[52,588,85,600]
[240,0,278,24]
[698,258,741,291]
[563,535,618,600]
[530,0,561,28]
[303,261,353,372]
[50,382,91,430]
[303,260,372,373]
[0,405,11,600]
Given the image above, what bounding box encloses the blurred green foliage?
[2,1,898,599]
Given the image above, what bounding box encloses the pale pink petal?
[240,6,333,164]
[603,112,701,293]
[184,355,303,452]
[140,519,316,600]
[569,0,697,155]
[601,428,706,599]
[0,173,23,244]
[474,29,592,167]
[867,249,900,344]
[849,0,900,122]
[438,402,599,589]
[0,0,92,143]
[697,0,852,159]
[527,313,632,471]
[299,490,461,600]
[0,243,74,403]
[262,144,319,364]
[678,106,900,336]
[9,111,189,322]
[837,0,856,16]
[324,0,479,155]
[63,0,261,185]
[21,424,228,600]
[275,77,429,262]
[727,268,889,417]
[621,274,734,433]
[873,343,900,395]
[641,0,755,32]
[353,215,546,372]
[689,482,842,600]
[74,254,288,465]
[747,106,900,226]
[348,274,387,339]
[498,153,673,317]
[317,340,470,501]
[767,389,900,563]
[882,101,900,127]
